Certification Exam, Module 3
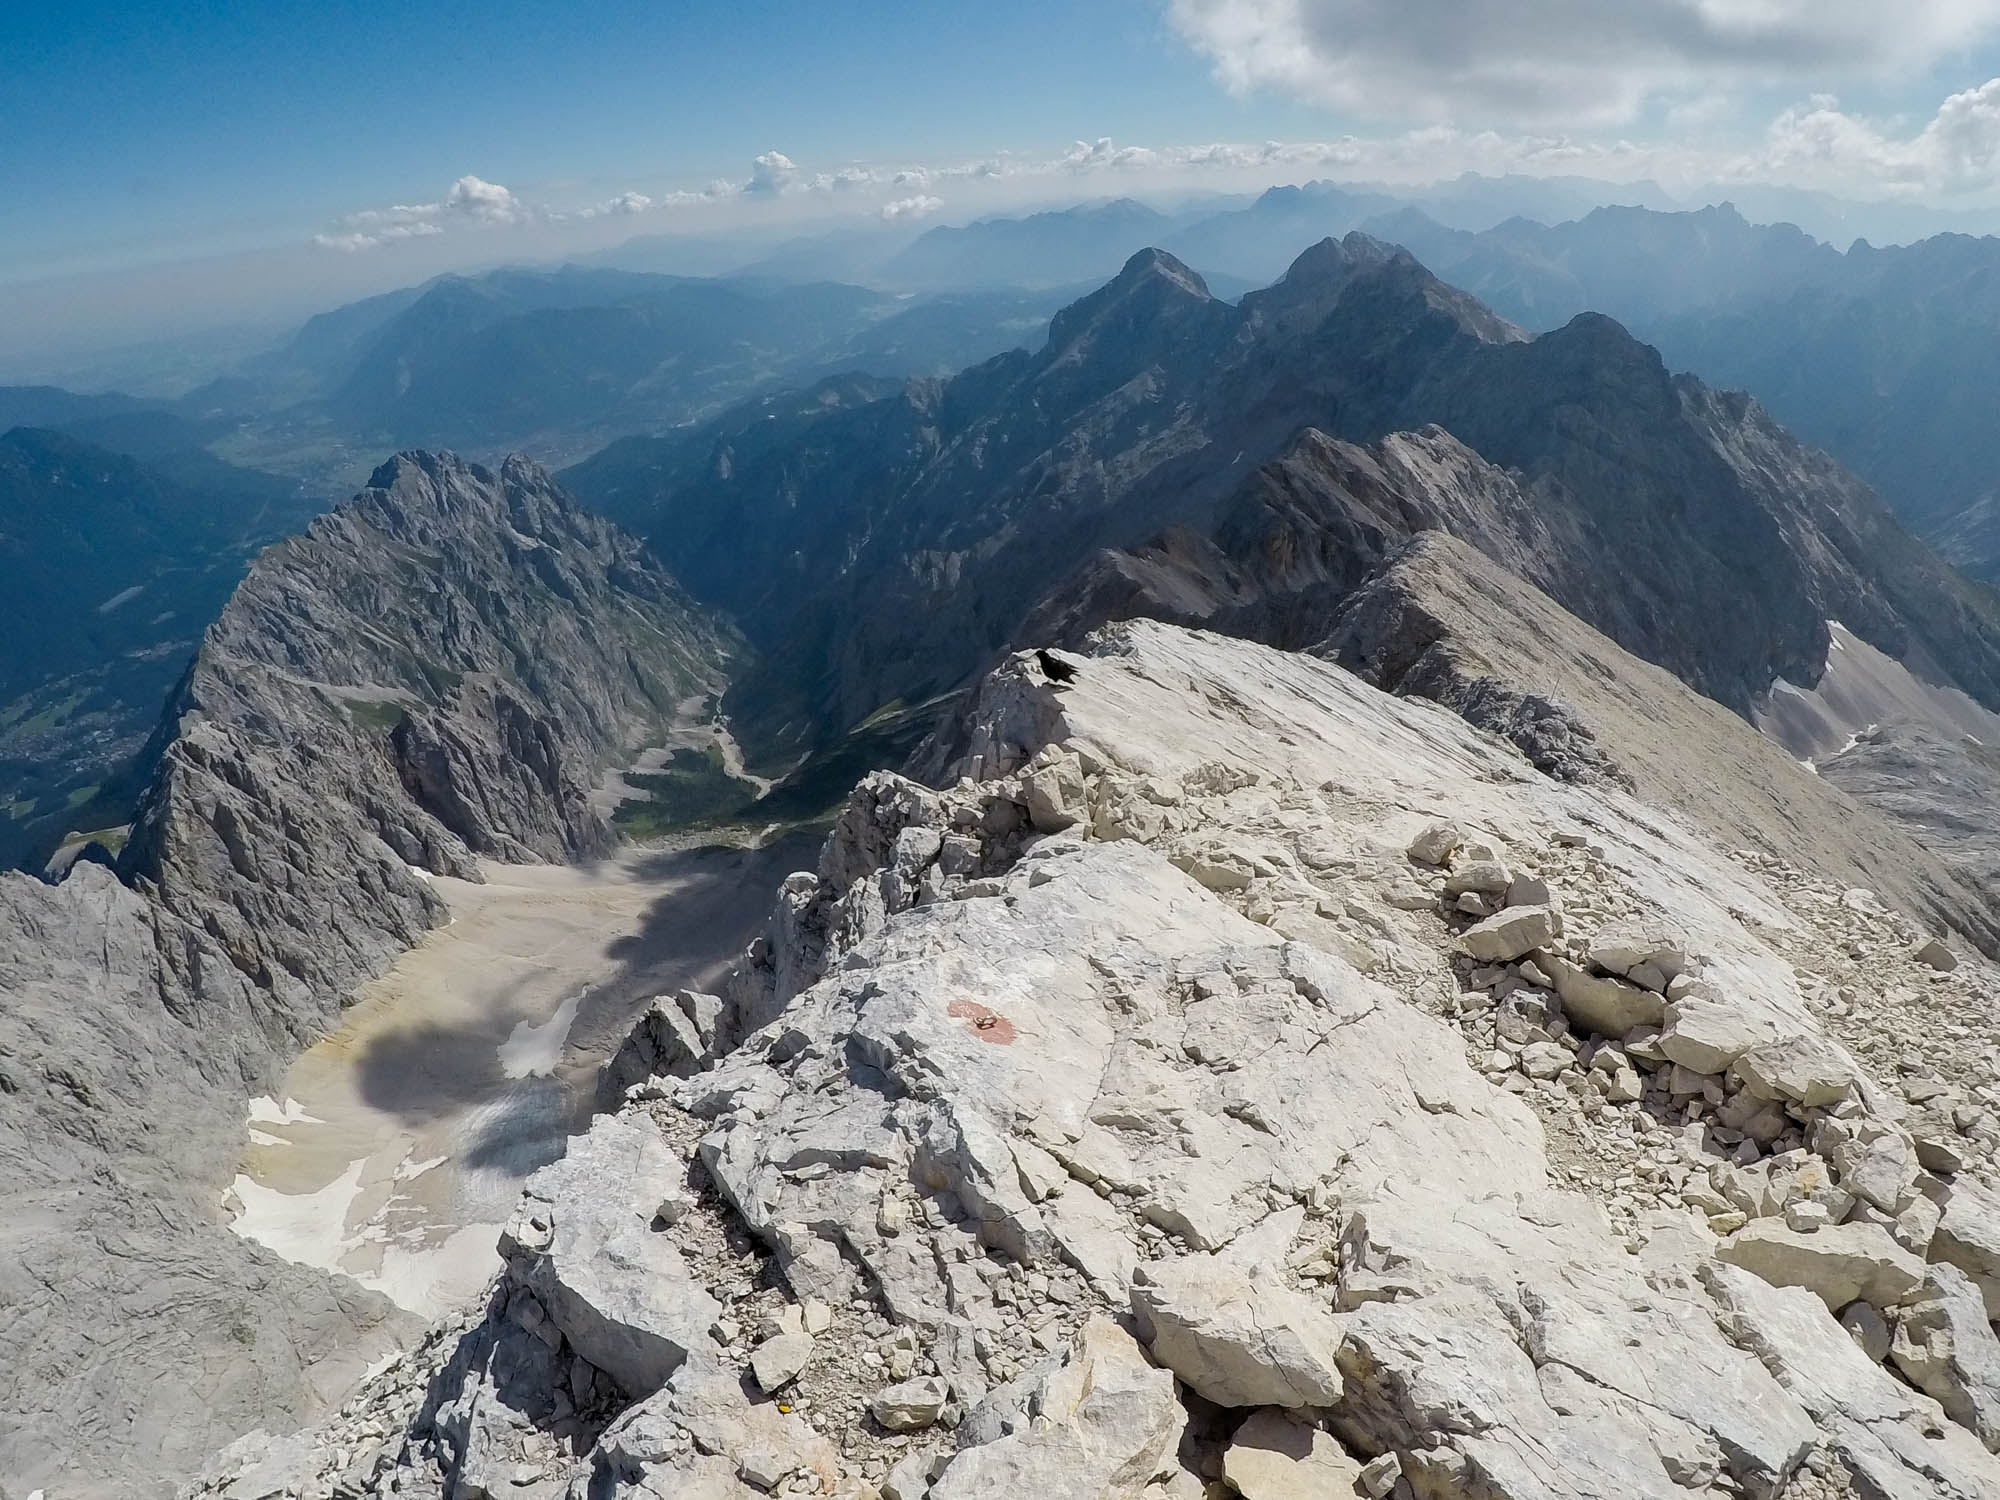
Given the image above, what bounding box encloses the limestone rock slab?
[500,1113,719,1398]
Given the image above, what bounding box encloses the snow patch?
[246,1095,323,1127]
[497,986,586,1079]
[363,1219,505,1317]
[225,1157,367,1271]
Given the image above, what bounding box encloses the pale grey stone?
[1913,936,1959,971]
[500,1113,721,1399]
[872,1377,951,1433]
[1729,1034,1858,1108]
[750,1332,815,1393]
[1131,1256,1344,1409]
[929,1318,1183,1500]
[1714,1220,1926,1311]
[1587,921,1688,981]
[1659,997,1779,1074]
[1704,1262,2000,1499]
[1539,950,1663,1035]
[1220,1410,1364,1498]
[1934,1175,2000,1322]
[1889,1264,2000,1451]
[1405,823,1463,865]
[1457,904,1558,962]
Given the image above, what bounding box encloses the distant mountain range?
[175,266,1083,486]
[845,195,2000,584]
[23,183,2000,574]
[561,237,2000,793]
[12,186,2000,880]
[1357,203,2000,581]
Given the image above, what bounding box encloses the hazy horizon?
[11,0,2000,383]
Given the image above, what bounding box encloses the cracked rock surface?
[200,621,2000,1500]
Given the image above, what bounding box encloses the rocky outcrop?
[0,863,419,1500]
[1047,527,2000,955]
[2,452,735,1499]
[1890,1264,2000,1450]
[229,621,2000,1500]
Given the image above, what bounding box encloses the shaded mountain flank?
[563,238,2000,789]
[0,425,318,870]
[1376,203,2000,580]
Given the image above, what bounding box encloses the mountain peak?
[1277,231,1401,288]
[365,447,494,495]
[1113,245,1210,297]
[1041,248,1219,358]
[1238,231,1447,342]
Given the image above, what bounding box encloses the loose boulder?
[872,1377,951,1434]
[1934,1176,2000,1322]
[1729,1035,1857,1109]
[928,1318,1184,1500]
[1714,1220,1926,1311]
[1659,998,1778,1075]
[1538,951,1662,1036]
[1457,905,1558,963]
[1220,1410,1365,1499]
[498,1114,720,1398]
[1131,1256,1344,1409]
[1890,1265,2000,1452]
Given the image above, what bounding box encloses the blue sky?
[0,0,1325,276]
[7,0,2000,367]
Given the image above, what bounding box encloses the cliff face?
[121,449,738,1058]
[0,452,737,1500]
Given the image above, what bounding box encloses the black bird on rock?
[1035,648,1078,686]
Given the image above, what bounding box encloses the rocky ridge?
[1,451,736,1499]
[1027,492,2000,953]
[205,621,2000,1500]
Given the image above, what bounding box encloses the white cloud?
[748,150,800,195]
[1167,0,2000,127]
[311,86,2000,257]
[438,174,525,224]
[1758,78,2000,195]
[577,190,655,218]
[880,194,944,220]
[314,174,526,249]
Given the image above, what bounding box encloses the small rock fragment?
[1406,823,1463,865]
[751,1332,815,1393]
[872,1376,951,1434]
